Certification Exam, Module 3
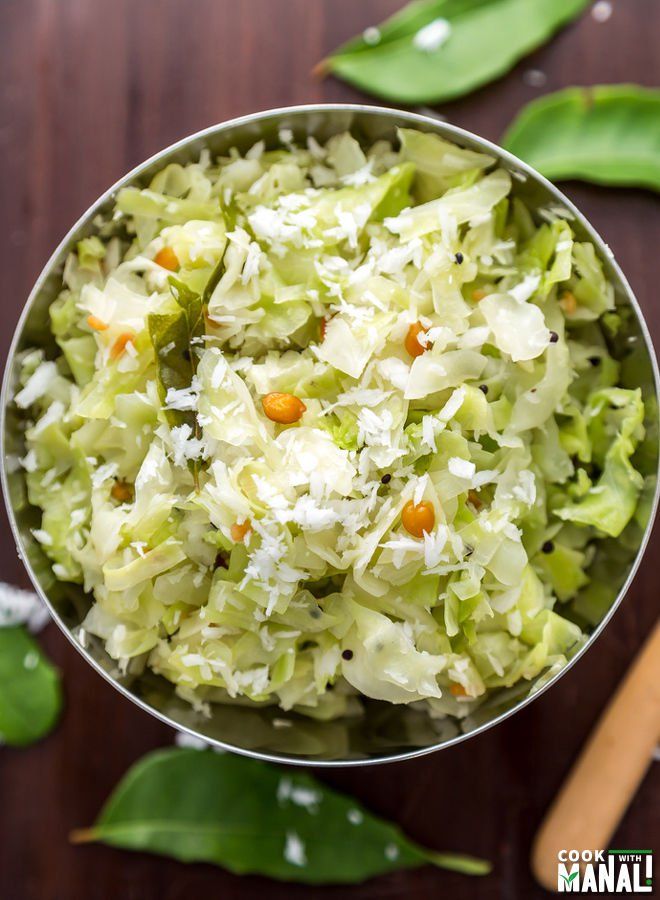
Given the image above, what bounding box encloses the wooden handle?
[532,621,660,892]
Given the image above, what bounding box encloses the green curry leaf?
[201,243,231,308]
[503,85,660,192]
[170,276,204,336]
[0,627,62,746]
[318,0,590,105]
[148,306,198,433]
[72,748,491,883]
[148,277,209,488]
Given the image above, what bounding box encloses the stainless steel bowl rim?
[3,103,659,766]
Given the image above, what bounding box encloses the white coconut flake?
[511,469,536,506]
[448,457,476,480]
[413,17,451,52]
[440,387,466,422]
[385,843,400,861]
[23,650,39,670]
[31,528,53,547]
[306,135,325,159]
[523,68,547,88]
[472,468,499,489]
[592,1,612,22]
[277,776,322,813]
[70,508,86,527]
[0,582,50,632]
[377,357,410,392]
[174,730,225,753]
[286,495,341,531]
[284,831,307,867]
[165,376,201,412]
[324,202,371,249]
[509,273,540,303]
[20,449,38,473]
[363,25,381,45]
[413,473,429,506]
[342,161,376,187]
[423,525,448,568]
[422,414,438,452]
[241,241,263,284]
[169,423,207,468]
[278,127,294,146]
[32,400,65,436]
[14,361,58,409]
[347,808,364,825]
[245,140,265,160]
[91,461,119,488]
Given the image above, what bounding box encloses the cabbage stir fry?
[16,128,645,720]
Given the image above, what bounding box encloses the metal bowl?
[3,104,658,766]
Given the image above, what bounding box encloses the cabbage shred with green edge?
[15,128,646,719]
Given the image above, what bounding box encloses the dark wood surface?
[1,2,658,898]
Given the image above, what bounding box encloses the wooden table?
[1,2,658,897]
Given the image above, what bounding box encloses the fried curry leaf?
[503,85,660,191]
[148,310,195,414]
[72,748,490,883]
[148,277,206,486]
[318,0,590,105]
[148,285,200,431]
[0,627,62,746]
[201,245,230,309]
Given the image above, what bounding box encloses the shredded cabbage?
[15,127,646,721]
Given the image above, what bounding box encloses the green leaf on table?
[317,0,590,105]
[0,627,62,746]
[503,85,660,192]
[71,748,491,883]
